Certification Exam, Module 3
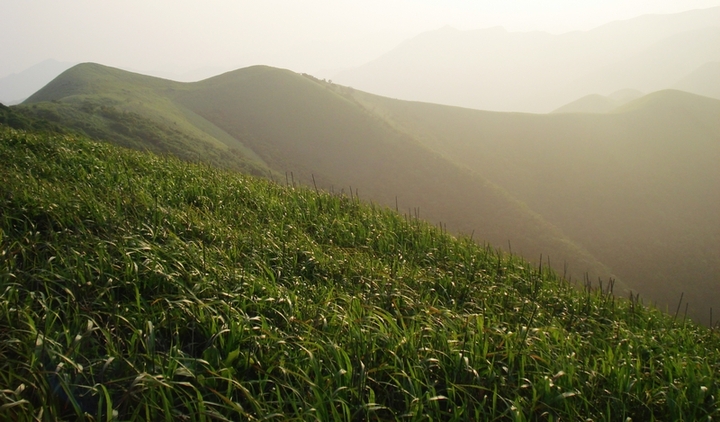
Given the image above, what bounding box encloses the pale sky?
[2,0,720,80]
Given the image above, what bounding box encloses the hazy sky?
[3,0,720,80]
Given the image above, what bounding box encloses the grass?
[1,124,719,420]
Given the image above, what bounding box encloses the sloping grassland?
[1,125,719,420]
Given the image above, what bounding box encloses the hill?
[551,89,644,113]
[674,61,720,100]
[2,124,719,420]
[333,7,720,112]
[18,63,616,294]
[343,88,720,324]
[20,63,271,177]
[15,63,720,324]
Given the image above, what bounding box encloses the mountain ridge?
[15,62,720,324]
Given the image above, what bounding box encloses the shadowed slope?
[349,89,720,322]
[176,66,614,283]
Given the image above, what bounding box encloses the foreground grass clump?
[1,126,719,421]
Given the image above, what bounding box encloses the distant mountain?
[0,59,75,105]
[554,94,620,114]
[607,88,645,103]
[333,7,720,112]
[573,26,720,97]
[16,63,720,324]
[552,89,644,113]
[673,61,720,99]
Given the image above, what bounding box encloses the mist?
[3,0,720,83]
[333,7,720,112]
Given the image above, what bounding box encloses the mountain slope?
[345,88,720,322]
[3,125,719,419]
[16,63,720,323]
[176,66,616,283]
[18,63,616,292]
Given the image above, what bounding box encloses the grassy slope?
[21,63,270,176]
[15,63,720,323]
[16,63,614,294]
[348,89,720,324]
[2,124,719,421]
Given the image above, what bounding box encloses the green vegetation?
[2,125,720,420]
[20,64,270,177]
[0,103,69,133]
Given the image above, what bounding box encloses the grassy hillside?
[21,63,270,176]
[15,63,720,324]
[2,124,720,420]
[17,63,615,297]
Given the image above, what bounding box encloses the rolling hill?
[15,63,720,324]
[347,88,720,323]
[18,63,615,287]
[22,63,271,176]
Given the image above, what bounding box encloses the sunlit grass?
[1,125,719,420]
